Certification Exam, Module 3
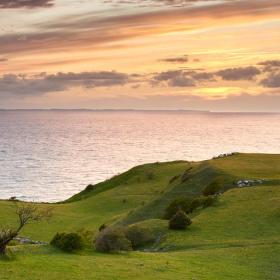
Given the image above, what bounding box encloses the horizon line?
[0,108,279,114]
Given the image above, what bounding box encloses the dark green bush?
[164,198,193,219]
[51,232,84,252]
[202,196,216,207]
[99,224,107,232]
[146,171,155,180]
[190,197,204,211]
[203,180,223,196]
[169,210,192,230]
[77,229,95,247]
[165,194,217,220]
[95,227,132,253]
[125,226,154,249]
[85,184,95,191]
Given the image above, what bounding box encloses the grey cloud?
[191,72,214,81]
[0,0,53,9]
[258,60,280,67]
[153,69,214,87]
[0,71,131,96]
[153,70,182,81]
[169,76,195,87]
[161,55,188,64]
[216,66,261,81]
[260,73,280,88]
[258,60,280,72]
[153,70,195,87]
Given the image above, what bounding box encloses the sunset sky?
[0,0,280,111]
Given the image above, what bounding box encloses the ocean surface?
[0,110,279,202]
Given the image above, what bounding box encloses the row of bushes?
[51,179,221,253]
[51,193,216,253]
[51,225,156,253]
[95,225,155,253]
[96,209,194,253]
[164,195,216,219]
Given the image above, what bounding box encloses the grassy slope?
[0,161,189,241]
[0,153,280,279]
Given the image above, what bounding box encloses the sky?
[0,0,280,111]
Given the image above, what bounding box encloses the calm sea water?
[0,111,279,202]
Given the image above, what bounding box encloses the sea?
[0,110,279,202]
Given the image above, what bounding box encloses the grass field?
[0,153,279,279]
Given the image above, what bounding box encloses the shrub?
[169,210,192,230]
[190,197,204,211]
[203,180,223,196]
[99,224,107,232]
[125,226,154,249]
[146,171,155,180]
[85,184,95,191]
[77,229,95,247]
[95,227,132,253]
[164,198,193,219]
[202,196,216,207]
[51,232,84,252]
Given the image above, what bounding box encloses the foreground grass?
[0,153,279,279]
[1,243,279,280]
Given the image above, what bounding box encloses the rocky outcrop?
[236,179,264,188]
[13,237,47,245]
[213,152,239,159]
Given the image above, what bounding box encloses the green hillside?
[0,153,279,279]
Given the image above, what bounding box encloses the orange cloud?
[1,0,279,57]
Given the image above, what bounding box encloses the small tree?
[0,203,52,255]
[169,209,192,230]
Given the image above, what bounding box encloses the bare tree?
[0,203,52,255]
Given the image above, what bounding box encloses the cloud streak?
[160,55,189,63]
[1,0,279,56]
[0,0,53,9]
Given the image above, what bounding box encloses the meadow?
[0,153,279,279]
